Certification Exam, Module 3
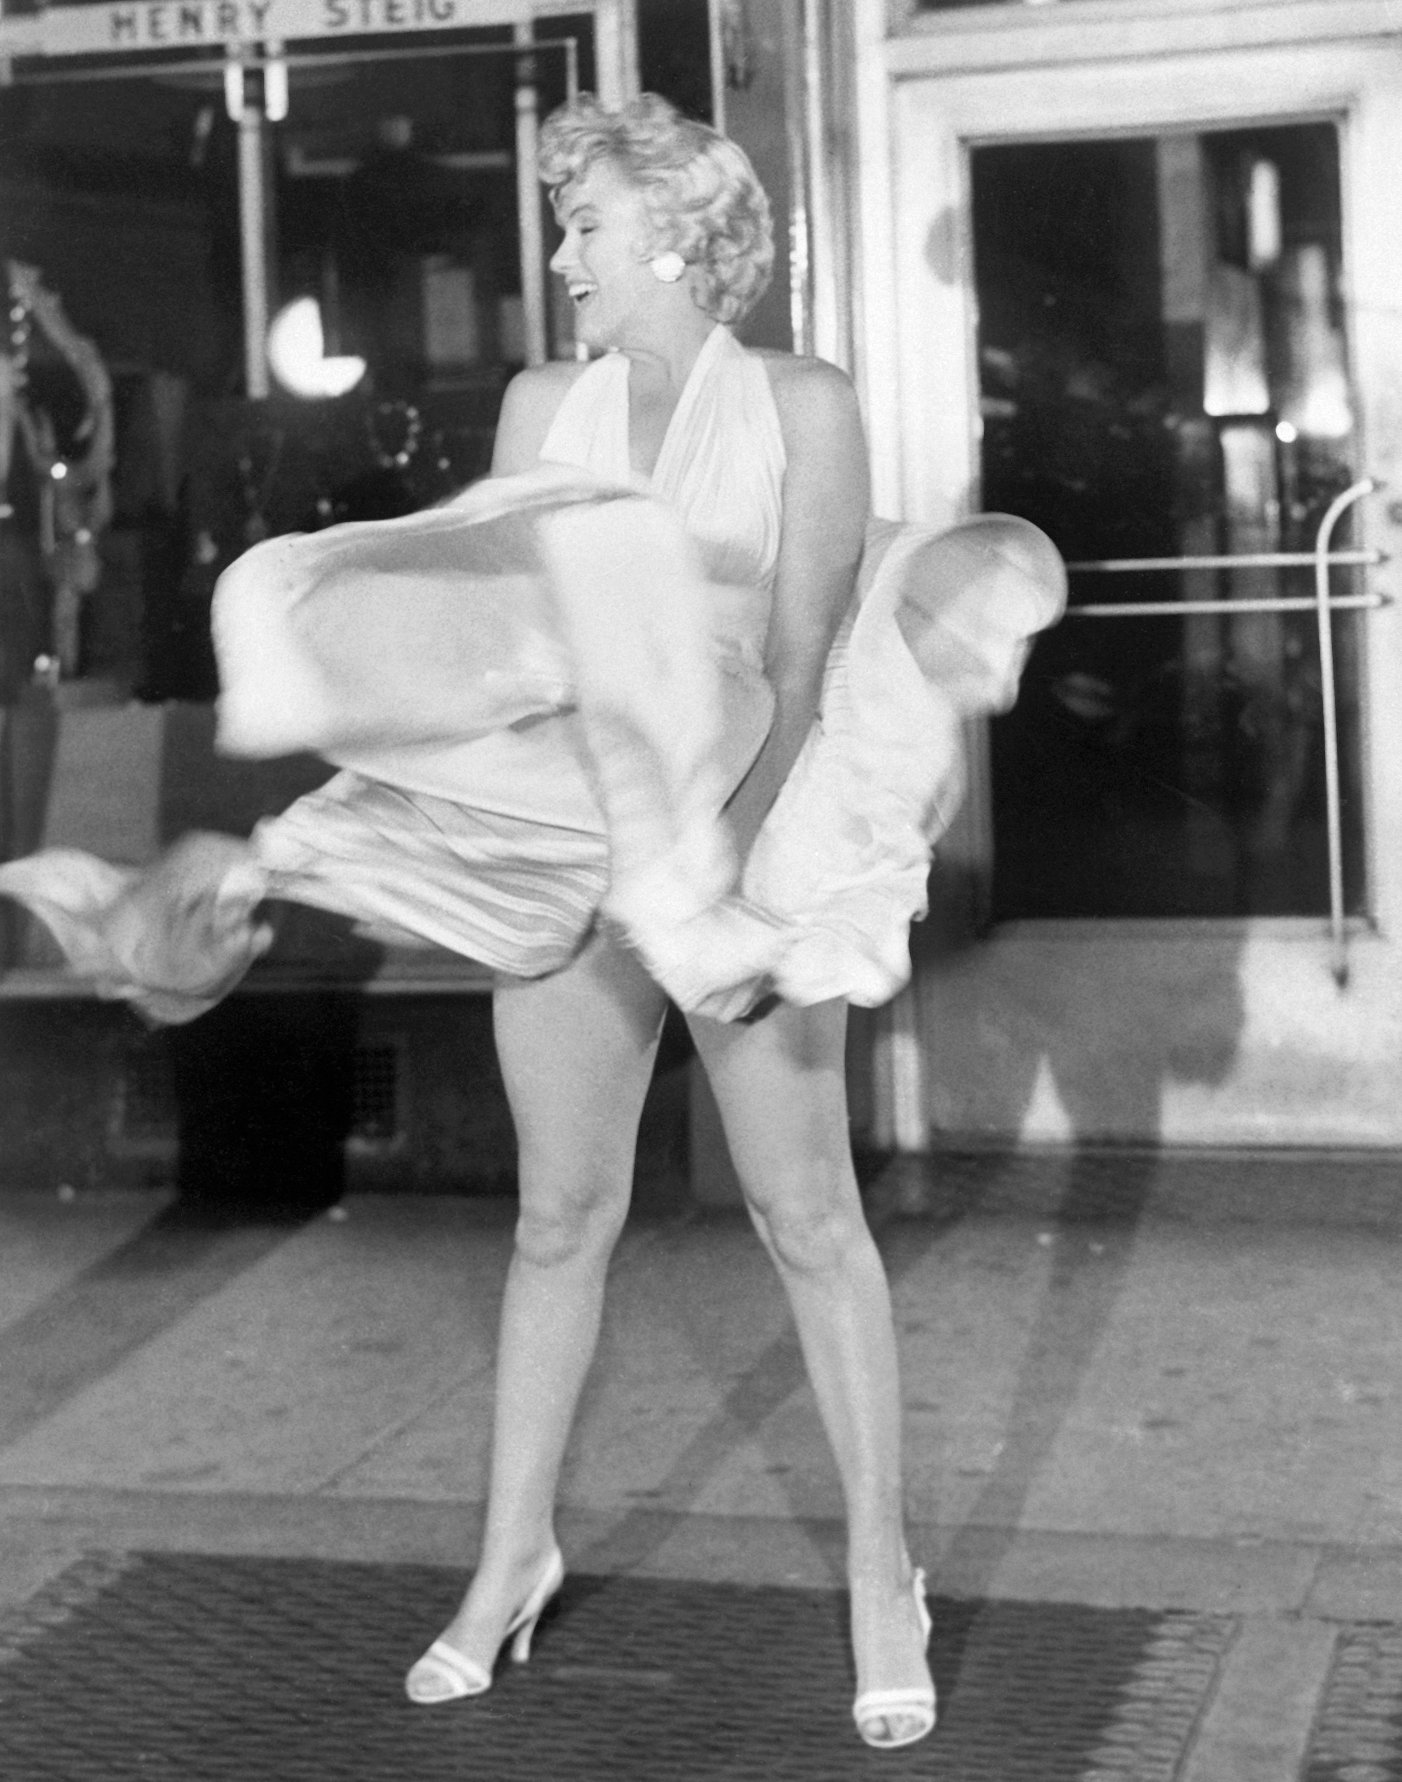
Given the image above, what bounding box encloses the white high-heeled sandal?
[852,1566,936,1751]
[405,1546,565,1705]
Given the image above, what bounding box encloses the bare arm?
[490,361,585,475]
[724,356,870,861]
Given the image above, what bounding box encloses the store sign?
[0,0,530,54]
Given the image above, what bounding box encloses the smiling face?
[549,158,670,351]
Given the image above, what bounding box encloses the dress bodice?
[539,323,786,606]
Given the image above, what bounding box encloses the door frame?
[850,0,1402,1146]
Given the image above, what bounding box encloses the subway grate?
[0,1550,1236,1781]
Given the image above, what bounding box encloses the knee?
[748,1166,864,1278]
[513,1169,629,1269]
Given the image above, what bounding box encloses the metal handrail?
[1315,480,1377,985]
[1069,594,1386,618]
[1068,549,1382,572]
[1050,479,1383,986]
[1066,546,1388,617]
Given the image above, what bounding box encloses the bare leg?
[414,929,668,1681]
[688,997,932,1743]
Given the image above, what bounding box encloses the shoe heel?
[913,1567,932,1644]
[510,1611,542,1665]
[507,1546,563,1666]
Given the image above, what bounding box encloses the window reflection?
[976,125,1362,919]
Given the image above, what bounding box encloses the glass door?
[875,15,1402,1146]
[978,125,1366,926]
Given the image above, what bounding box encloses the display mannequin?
[8,261,115,680]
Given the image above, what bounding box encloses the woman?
[0,96,1064,1750]
[401,95,935,1748]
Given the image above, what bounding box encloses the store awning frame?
[0,0,615,62]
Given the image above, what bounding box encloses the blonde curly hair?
[539,93,774,328]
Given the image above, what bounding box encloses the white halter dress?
[0,326,1064,1022]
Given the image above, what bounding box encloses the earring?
[650,252,686,285]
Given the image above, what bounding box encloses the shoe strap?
[420,1638,491,1694]
[854,1686,936,1715]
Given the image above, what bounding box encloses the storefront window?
[0,17,593,699]
[0,4,714,705]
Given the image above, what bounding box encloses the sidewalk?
[3,1149,1402,1777]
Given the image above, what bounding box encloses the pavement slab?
[0,1198,512,1493]
[1180,1619,1341,1782]
[0,1189,165,1332]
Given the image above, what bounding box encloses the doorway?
[876,14,1402,1145]
[976,125,1363,925]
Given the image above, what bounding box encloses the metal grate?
[114,1043,177,1144]
[350,1041,403,1145]
[1303,1623,1402,1780]
[0,1551,1235,1781]
[112,1040,402,1147]
[113,1041,405,1147]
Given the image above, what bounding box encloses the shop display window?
[0,19,582,696]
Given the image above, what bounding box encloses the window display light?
[266,296,367,399]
